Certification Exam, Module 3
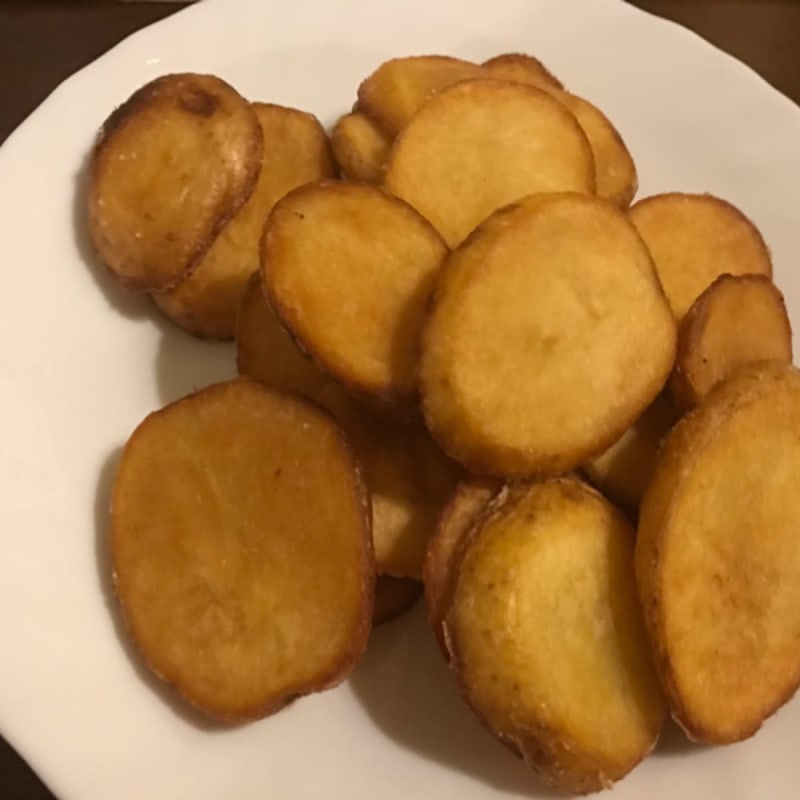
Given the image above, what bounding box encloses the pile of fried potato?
[91,52,800,794]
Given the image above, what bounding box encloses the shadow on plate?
[654,718,709,757]
[349,608,560,798]
[93,446,234,733]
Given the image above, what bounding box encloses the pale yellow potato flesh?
[384,78,595,247]
[670,273,792,410]
[262,180,448,409]
[110,379,374,721]
[357,55,487,135]
[629,193,772,319]
[419,193,676,477]
[447,478,665,793]
[637,364,800,744]
[152,103,335,338]
[331,111,393,183]
[583,393,679,512]
[89,73,263,290]
[482,52,564,91]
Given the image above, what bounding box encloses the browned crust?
[89,73,263,291]
[669,273,792,411]
[110,377,375,722]
[481,52,565,91]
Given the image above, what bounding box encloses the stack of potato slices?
[88,53,799,794]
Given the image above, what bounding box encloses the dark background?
[0,1,798,797]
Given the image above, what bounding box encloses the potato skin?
[331,111,392,183]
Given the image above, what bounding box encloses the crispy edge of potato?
[89,73,263,291]
[669,273,793,411]
[110,377,375,722]
[482,52,564,91]
[373,575,423,625]
[636,363,800,743]
[331,111,393,183]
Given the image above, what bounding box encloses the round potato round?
[482,52,564,91]
[110,379,374,721]
[262,180,448,409]
[637,363,800,744]
[420,193,676,477]
[447,478,665,793]
[152,103,335,338]
[670,273,792,410]
[628,192,772,319]
[384,78,595,247]
[89,73,263,290]
[331,111,394,183]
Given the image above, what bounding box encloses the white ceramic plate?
[2,1,800,798]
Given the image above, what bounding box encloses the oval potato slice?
[482,52,564,91]
[373,576,423,625]
[262,180,448,410]
[447,478,665,793]
[357,55,487,135]
[152,103,336,338]
[89,73,263,290]
[420,193,676,477]
[110,378,374,721]
[637,363,800,743]
[331,111,393,183]
[384,78,595,248]
[670,273,792,410]
[583,393,679,513]
[629,193,772,319]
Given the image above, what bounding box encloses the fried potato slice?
[420,193,676,477]
[447,478,665,792]
[384,79,595,247]
[583,393,679,512]
[110,378,374,721]
[670,274,792,410]
[637,364,800,743]
[373,576,422,625]
[331,111,393,183]
[423,478,500,654]
[629,193,772,319]
[152,103,335,338]
[482,52,564,91]
[357,55,487,135]
[262,180,448,410]
[89,73,262,290]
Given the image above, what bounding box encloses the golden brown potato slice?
[384,79,595,247]
[482,52,564,91]
[447,478,665,792]
[331,111,393,183]
[262,181,447,410]
[357,55,487,135]
[423,478,500,654]
[110,378,374,721]
[583,393,679,512]
[89,73,262,290]
[670,274,792,410]
[420,193,676,477]
[629,193,772,319]
[373,576,422,625]
[152,103,335,338]
[637,363,800,744]
[235,272,330,399]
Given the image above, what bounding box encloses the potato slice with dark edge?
[629,192,772,319]
[384,79,595,248]
[423,478,500,655]
[583,393,679,513]
[482,52,564,91]
[357,55,487,135]
[670,274,792,410]
[110,378,374,721]
[420,193,676,477]
[637,363,800,744]
[373,576,423,625]
[262,180,448,412]
[236,282,460,578]
[447,478,665,793]
[331,111,393,183]
[89,73,262,290]
[152,103,336,338]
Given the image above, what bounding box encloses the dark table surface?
[1,1,798,797]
